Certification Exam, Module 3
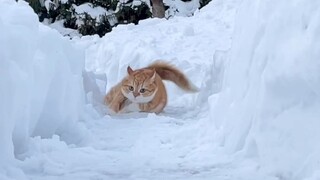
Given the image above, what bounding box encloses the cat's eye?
[140,88,146,93]
[129,86,134,91]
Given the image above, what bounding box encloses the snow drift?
[1,0,320,179]
[0,0,85,166]
[209,0,320,179]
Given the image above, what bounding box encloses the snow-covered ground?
[1,0,320,179]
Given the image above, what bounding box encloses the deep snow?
[1,0,320,179]
[1,1,87,143]
[0,0,88,178]
[210,1,320,179]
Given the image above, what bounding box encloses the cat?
[104,60,198,114]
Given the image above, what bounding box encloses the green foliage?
[92,0,118,10]
[95,15,113,36]
[26,0,153,36]
[199,0,212,9]
[78,13,97,35]
[58,1,78,29]
[116,2,152,25]
[27,0,48,21]
[28,0,43,13]
[78,13,112,37]
[26,0,212,37]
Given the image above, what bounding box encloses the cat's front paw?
[107,108,117,116]
[108,102,121,114]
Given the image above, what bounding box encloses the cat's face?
[121,66,158,103]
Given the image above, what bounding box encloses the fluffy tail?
[147,60,199,92]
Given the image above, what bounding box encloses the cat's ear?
[127,66,134,75]
[151,69,156,81]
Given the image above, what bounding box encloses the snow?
[73,3,112,20]
[47,20,81,38]
[164,0,200,17]
[0,0,87,178]
[1,0,320,179]
[211,0,320,178]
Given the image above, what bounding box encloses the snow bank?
[209,0,320,179]
[0,0,85,166]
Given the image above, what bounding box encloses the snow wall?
[209,0,320,179]
[0,0,85,164]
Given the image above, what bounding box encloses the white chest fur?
[120,102,141,113]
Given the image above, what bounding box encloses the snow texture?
[73,3,112,19]
[210,1,320,179]
[0,0,87,178]
[1,0,320,179]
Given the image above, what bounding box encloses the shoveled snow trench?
[18,0,251,179]
[3,0,320,179]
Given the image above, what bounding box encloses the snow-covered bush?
[0,0,86,164]
[25,0,205,37]
[25,0,152,37]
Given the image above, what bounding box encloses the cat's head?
[121,66,158,103]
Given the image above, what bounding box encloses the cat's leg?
[139,101,158,113]
[152,102,166,114]
[108,91,127,113]
[139,98,166,114]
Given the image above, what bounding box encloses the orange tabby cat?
[104,60,198,114]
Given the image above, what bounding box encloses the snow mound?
[0,0,86,168]
[208,0,320,179]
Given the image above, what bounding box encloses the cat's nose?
[133,92,140,97]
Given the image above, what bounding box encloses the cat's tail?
[147,60,199,92]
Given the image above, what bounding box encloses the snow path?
[18,0,271,179]
[21,108,263,180]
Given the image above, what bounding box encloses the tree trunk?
[150,0,165,18]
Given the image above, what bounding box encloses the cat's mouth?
[122,89,157,103]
